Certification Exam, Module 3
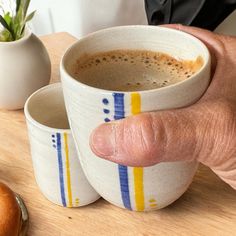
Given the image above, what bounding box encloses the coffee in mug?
[73,50,203,91]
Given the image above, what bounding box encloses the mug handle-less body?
[61,26,210,211]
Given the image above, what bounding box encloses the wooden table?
[0,32,235,236]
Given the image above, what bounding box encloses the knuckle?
[220,35,236,47]
[210,98,235,122]
[218,35,236,56]
[197,99,236,166]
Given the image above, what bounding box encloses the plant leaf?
[3,12,12,26]
[0,29,13,42]
[13,3,25,40]
[22,0,31,17]
[1,19,14,40]
[16,0,22,12]
[0,15,11,32]
[25,10,35,22]
[1,0,35,41]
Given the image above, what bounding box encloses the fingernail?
[90,123,115,157]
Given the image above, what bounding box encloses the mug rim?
[24,82,71,133]
[60,25,211,94]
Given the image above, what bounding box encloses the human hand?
[90,25,236,190]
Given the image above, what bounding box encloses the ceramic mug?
[24,83,100,207]
[60,26,211,211]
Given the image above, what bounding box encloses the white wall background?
[29,0,148,38]
[1,0,236,37]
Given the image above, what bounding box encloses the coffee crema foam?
[73,50,203,91]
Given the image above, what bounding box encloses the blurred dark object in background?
[145,0,236,30]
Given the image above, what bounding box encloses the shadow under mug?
[61,26,211,211]
[24,83,100,207]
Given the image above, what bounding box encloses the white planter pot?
[0,28,51,110]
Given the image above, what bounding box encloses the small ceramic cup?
[61,26,211,211]
[24,83,100,207]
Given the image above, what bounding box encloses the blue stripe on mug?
[56,133,66,207]
[112,93,131,210]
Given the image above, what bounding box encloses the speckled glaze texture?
[61,26,211,211]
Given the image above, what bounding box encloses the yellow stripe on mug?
[131,93,145,211]
[149,198,158,208]
[75,198,80,207]
[64,133,73,207]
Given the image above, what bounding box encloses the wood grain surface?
[0,32,235,236]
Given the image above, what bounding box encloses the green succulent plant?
[0,0,35,42]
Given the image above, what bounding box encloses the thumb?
[90,107,199,167]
